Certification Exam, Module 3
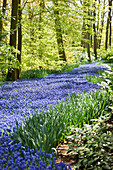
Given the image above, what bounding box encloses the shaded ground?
[0,63,107,132]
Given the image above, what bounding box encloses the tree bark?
[0,0,7,80]
[7,0,18,81]
[38,0,45,59]
[53,1,66,61]
[109,0,112,46]
[87,2,91,62]
[98,0,105,49]
[17,0,22,79]
[0,0,7,46]
[105,0,112,50]
[93,0,97,60]
[81,0,91,62]
[81,0,87,48]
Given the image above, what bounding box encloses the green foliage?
[67,113,113,169]
[100,66,113,93]
[85,74,103,84]
[98,47,113,63]
[14,90,111,154]
[0,44,20,81]
[85,63,113,96]
[67,63,113,169]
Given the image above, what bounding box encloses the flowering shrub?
[0,63,108,169]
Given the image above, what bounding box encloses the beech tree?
[105,0,112,50]
[93,0,97,60]
[53,0,67,61]
[98,0,105,49]
[0,0,7,46]
[0,0,7,80]
[81,0,91,61]
[109,0,112,47]
[17,0,22,79]
[7,0,18,81]
[0,0,112,82]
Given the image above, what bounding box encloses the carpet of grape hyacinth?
[0,63,107,169]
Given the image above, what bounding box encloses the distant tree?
[93,0,97,60]
[0,0,7,80]
[7,0,18,81]
[98,0,105,49]
[38,0,45,59]
[81,0,91,61]
[105,0,112,50]
[53,0,67,62]
[109,0,112,47]
[17,0,22,79]
[0,0,7,46]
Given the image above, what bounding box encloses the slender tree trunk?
[93,0,97,60]
[53,1,66,61]
[109,0,112,46]
[87,3,91,62]
[0,0,7,46]
[81,0,87,49]
[99,0,105,49]
[17,0,22,79]
[81,19,87,48]
[105,0,112,50]
[0,0,7,80]
[28,5,34,55]
[38,0,45,59]
[87,31,91,62]
[81,0,91,62]
[7,0,18,81]
[96,0,100,48]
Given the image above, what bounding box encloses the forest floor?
[0,62,112,169]
[56,113,113,169]
[0,63,107,130]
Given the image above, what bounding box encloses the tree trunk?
[81,19,87,48]
[0,0,7,46]
[28,4,35,56]
[38,0,45,59]
[81,0,91,62]
[87,31,91,62]
[17,0,22,79]
[109,0,112,46]
[7,0,18,81]
[53,1,66,62]
[98,0,105,49]
[81,0,87,49]
[93,0,97,60]
[87,2,91,62]
[0,0,7,80]
[105,0,112,50]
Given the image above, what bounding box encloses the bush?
[67,113,113,170]
[67,63,113,170]
[98,47,113,63]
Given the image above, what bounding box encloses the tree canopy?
[0,0,113,81]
